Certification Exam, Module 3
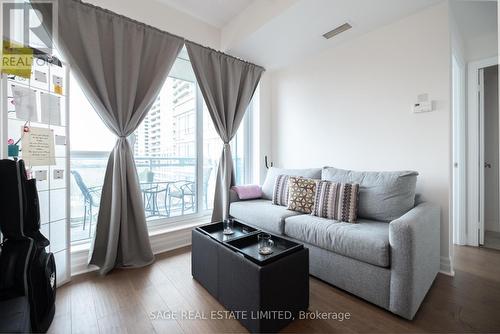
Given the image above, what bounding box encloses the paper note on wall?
[34,70,47,83]
[55,135,66,145]
[34,170,48,181]
[21,127,56,166]
[53,75,63,95]
[12,85,38,121]
[40,93,61,126]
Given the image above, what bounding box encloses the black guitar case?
[0,159,56,333]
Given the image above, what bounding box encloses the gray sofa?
[229,166,440,320]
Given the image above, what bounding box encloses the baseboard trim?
[439,256,454,276]
[484,226,500,233]
[71,249,98,276]
[150,226,193,255]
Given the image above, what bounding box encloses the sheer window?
[70,47,253,243]
[133,76,197,224]
[69,74,114,244]
[202,104,250,210]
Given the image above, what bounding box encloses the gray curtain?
[53,0,184,274]
[186,42,264,222]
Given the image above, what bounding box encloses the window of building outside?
[70,48,251,245]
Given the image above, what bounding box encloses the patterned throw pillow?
[287,177,317,213]
[272,174,291,206]
[311,181,359,223]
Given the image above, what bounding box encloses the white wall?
[252,72,274,184]
[451,0,498,63]
[85,0,220,48]
[465,31,497,62]
[270,3,452,271]
[450,5,466,66]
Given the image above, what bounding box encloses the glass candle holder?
[258,233,274,255]
[223,219,234,235]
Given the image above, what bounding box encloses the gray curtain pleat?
[185,42,264,222]
[53,0,184,274]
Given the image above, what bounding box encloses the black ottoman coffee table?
[192,221,309,333]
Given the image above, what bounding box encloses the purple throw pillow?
[232,185,262,200]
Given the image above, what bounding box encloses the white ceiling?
[154,0,254,28]
[225,0,443,69]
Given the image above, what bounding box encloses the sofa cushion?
[262,167,321,200]
[272,174,290,206]
[229,199,303,235]
[231,184,262,200]
[287,177,317,213]
[311,181,360,223]
[284,214,390,267]
[322,167,418,222]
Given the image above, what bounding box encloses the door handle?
[485,162,492,168]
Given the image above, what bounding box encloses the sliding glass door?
[69,47,252,244]
[132,76,198,224]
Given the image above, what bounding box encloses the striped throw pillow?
[272,174,290,206]
[311,181,359,223]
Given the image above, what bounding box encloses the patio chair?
[142,184,159,218]
[70,171,101,232]
[141,183,170,218]
[168,180,195,215]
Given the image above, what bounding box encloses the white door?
[483,65,500,244]
[467,57,498,247]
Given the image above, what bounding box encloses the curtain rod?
[65,0,266,71]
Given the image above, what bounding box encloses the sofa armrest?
[229,188,240,204]
[388,202,440,319]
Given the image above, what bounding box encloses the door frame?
[452,54,467,245]
[467,56,498,246]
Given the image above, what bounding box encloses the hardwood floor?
[48,245,500,334]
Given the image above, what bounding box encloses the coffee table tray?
[225,232,303,265]
[197,221,258,242]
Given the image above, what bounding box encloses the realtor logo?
[1,0,57,77]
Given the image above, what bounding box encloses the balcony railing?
[70,151,214,244]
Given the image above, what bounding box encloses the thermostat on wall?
[413,93,433,113]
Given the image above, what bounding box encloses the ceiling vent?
[322,23,352,39]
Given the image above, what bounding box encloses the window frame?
[143,81,254,233]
